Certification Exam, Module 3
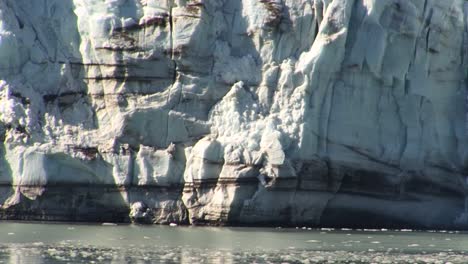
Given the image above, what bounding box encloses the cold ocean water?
[0,222,467,263]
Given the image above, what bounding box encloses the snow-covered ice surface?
[0,0,467,228]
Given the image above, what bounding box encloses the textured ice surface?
[0,0,467,228]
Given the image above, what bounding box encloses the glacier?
[0,0,467,228]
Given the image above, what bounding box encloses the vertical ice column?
[465,2,468,137]
[454,184,468,226]
[465,195,468,215]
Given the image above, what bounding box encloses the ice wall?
[0,0,467,228]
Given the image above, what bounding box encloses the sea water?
[0,222,467,263]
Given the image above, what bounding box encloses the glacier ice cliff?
[0,0,467,229]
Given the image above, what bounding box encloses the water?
[0,222,468,263]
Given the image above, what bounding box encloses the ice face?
[0,0,467,228]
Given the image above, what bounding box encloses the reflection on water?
[0,222,468,263]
